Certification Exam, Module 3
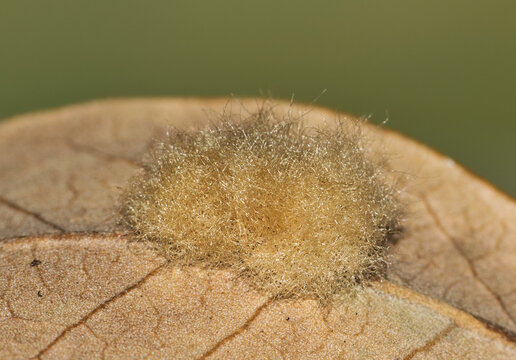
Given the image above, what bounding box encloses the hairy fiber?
[121,107,400,301]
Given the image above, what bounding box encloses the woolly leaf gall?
[120,105,400,302]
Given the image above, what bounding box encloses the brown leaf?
[0,98,515,358]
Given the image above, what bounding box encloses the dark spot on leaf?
[30,259,41,267]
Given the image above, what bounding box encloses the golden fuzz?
[121,107,400,302]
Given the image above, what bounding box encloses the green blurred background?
[1,1,515,196]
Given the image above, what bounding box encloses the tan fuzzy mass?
[120,108,400,301]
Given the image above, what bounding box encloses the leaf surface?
[0,98,515,358]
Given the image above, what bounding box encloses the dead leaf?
[0,98,515,359]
